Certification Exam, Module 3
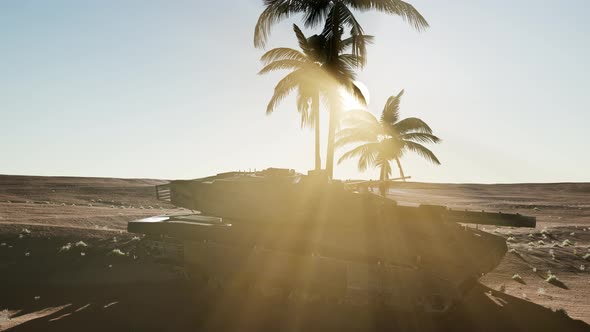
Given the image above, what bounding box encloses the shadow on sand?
[1,282,588,332]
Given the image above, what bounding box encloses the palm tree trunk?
[325,92,343,179]
[395,158,406,182]
[325,109,337,178]
[312,92,321,171]
[325,3,343,180]
[379,164,387,196]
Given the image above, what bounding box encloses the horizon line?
[1,172,588,186]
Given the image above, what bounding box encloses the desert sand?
[1,175,589,331]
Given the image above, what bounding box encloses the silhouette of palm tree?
[259,24,365,171]
[254,0,429,179]
[336,90,440,195]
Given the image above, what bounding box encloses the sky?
[1,0,589,183]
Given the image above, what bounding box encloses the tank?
[129,168,536,313]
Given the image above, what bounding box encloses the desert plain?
[1,174,589,331]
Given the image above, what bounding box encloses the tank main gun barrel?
[419,204,536,228]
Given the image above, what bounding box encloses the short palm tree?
[255,0,429,179]
[259,24,365,171]
[336,90,440,195]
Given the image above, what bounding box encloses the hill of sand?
[1,175,589,331]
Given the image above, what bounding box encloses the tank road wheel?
[287,288,301,302]
[250,284,264,298]
[413,294,452,314]
[226,279,255,295]
[206,276,223,292]
[288,288,318,303]
[382,293,397,308]
[458,277,478,297]
[259,286,288,300]
[266,286,289,303]
[185,266,211,292]
[287,288,300,302]
[319,292,344,305]
[368,291,390,308]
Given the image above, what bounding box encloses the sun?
[340,81,370,111]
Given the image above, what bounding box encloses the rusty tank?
[128,168,536,313]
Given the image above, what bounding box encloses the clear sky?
[1,1,588,183]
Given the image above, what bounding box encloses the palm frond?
[337,142,380,172]
[254,0,332,48]
[296,89,313,128]
[254,2,293,49]
[323,2,364,41]
[338,54,365,70]
[266,66,332,114]
[352,84,367,106]
[340,35,374,51]
[258,59,308,75]
[260,48,307,65]
[332,58,357,82]
[356,142,380,171]
[400,132,440,144]
[300,0,333,28]
[292,24,311,55]
[345,0,429,31]
[380,137,404,159]
[266,70,302,114]
[255,1,303,48]
[340,110,381,129]
[393,117,433,134]
[338,3,366,58]
[381,89,404,125]
[340,34,374,64]
[403,141,441,165]
[335,127,379,148]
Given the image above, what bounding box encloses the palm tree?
[259,24,365,171]
[336,90,440,195]
[254,0,429,179]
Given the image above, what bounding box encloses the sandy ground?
[1,175,589,331]
[386,182,590,322]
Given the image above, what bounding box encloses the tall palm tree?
[259,24,365,171]
[336,90,441,195]
[254,0,429,179]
